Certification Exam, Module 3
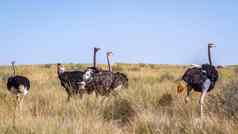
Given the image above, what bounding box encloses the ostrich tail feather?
[177,81,187,94]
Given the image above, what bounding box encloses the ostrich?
[81,51,128,96]
[178,43,219,117]
[106,52,128,91]
[57,63,85,101]
[7,61,30,114]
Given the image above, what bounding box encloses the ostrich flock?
[5,43,220,117]
[57,48,128,101]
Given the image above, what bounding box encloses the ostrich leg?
[185,86,193,103]
[67,93,72,102]
[14,96,19,124]
[199,91,207,118]
[19,95,24,119]
[199,79,211,118]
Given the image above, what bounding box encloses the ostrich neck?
[107,56,112,72]
[208,47,213,65]
[57,67,64,75]
[12,64,16,76]
[93,50,97,68]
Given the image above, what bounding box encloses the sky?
[0,0,237,65]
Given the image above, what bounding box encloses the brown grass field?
[0,64,238,134]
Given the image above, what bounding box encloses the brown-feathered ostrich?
[57,63,85,101]
[106,52,128,91]
[81,51,128,96]
[7,61,30,114]
[178,43,219,117]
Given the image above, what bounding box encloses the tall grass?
[0,64,237,134]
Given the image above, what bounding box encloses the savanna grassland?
[0,64,238,134]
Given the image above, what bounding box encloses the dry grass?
[0,64,237,134]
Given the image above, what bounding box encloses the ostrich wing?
[182,67,207,87]
[60,71,83,82]
[111,72,128,89]
[85,71,113,92]
[7,76,30,90]
[201,64,219,82]
[58,71,84,90]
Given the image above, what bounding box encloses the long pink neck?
[107,55,112,72]
[12,63,16,76]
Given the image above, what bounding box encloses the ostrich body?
[7,62,30,98]
[82,68,128,96]
[81,51,128,96]
[57,63,85,101]
[111,72,128,90]
[180,43,219,117]
[7,76,30,96]
[83,69,114,96]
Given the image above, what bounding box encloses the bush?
[1,74,9,82]
[102,98,136,125]
[68,64,84,70]
[149,64,159,70]
[208,80,238,121]
[158,93,173,107]
[43,64,52,68]
[234,67,238,75]
[135,120,155,134]
[159,73,175,82]
[112,64,124,72]
[138,63,147,68]
[129,67,141,72]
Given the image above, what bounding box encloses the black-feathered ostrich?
[81,51,128,96]
[57,63,85,101]
[178,43,219,117]
[7,61,30,112]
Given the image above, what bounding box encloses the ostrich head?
[106,51,113,72]
[93,47,101,68]
[57,63,65,74]
[208,43,216,65]
[11,61,16,65]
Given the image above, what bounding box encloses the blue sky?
[0,0,237,65]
